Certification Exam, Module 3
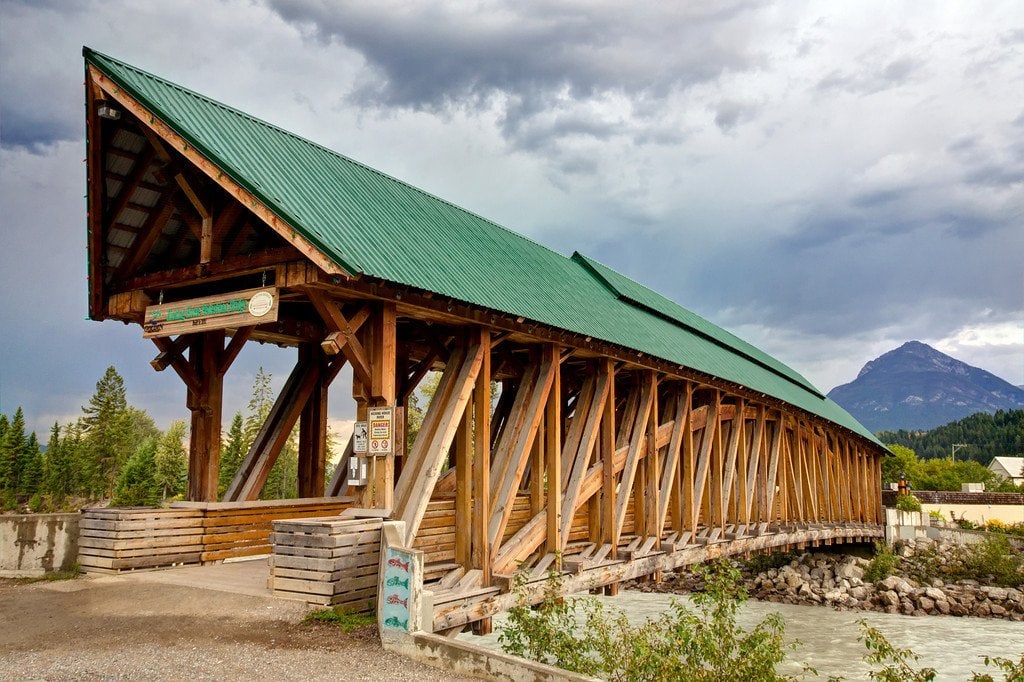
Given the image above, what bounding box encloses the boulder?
[924,587,945,602]
[836,562,864,581]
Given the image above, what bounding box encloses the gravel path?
[0,573,476,681]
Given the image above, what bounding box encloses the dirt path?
[0,573,476,681]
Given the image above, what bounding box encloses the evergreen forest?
[0,365,334,512]
[877,409,1023,463]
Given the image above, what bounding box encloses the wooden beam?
[150,336,200,395]
[223,352,322,501]
[455,405,472,567]
[89,66,348,278]
[657,390,687,532]
[559,362,610,549]
[86,78,106,320]
[365,303,397,509]
[394,335,484,544]
[600,360,618,560]
[219,327,252,374]
[105,147,155,226]
[307,289,373,389]
[545,350,563,557]
[690,394,719,537]
[488,347,557,550]
[472,330,492,588]
[186,331,225,502]
[613,372,655,545]
[112,191,176,283]
[297,344,329,498]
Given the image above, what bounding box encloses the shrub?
[928,510,946,522]
[865,542,900,583]
[0,490,16,511]
[499,560,813,681]
[970,653,1024,681]
[956,517,980,531]
[27,493,42,513]
[895,494,922,512]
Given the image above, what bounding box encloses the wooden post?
[600,360,616,553]
[472,329,491,636]
[186,330,225,502]
[545,352,562,558]
[365,303,397,509]
[455,406,472,567]
[298,342,329,498]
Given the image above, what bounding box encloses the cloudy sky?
[1,0,1022,436]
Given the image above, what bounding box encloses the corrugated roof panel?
[84,48,881,446]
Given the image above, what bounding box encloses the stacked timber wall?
[79,497,352,573]
[270,516,383,610]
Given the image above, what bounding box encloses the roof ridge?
[83,47,566,265]
[572,251,824,399]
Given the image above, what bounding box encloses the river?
[457,590,1024,679]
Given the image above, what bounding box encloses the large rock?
[924,587,945,602]
[836,562,864,581]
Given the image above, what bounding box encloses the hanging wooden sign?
[142,287,279,338]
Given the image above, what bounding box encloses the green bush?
[500,560,813,681]
[865,542,900,583]
[895,494,922,512]
[27,493,42,513]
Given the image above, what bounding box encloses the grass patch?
[304,607,376,633]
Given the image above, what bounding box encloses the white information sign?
[367,406,394,456]
[352,421,368,454]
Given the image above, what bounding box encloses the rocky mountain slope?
[828,341,1024,433]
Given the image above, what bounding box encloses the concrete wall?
[882,490,1024,525]
[0,513,79,577]
[920,503,1023,525]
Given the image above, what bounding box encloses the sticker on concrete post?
[381,546,415,631]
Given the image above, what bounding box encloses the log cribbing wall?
[78,498,352,573]
[270,516,383,610]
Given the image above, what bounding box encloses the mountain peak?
[830,342,1024,432]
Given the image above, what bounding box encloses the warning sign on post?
[352,422,368,454]
[367,406,394,456]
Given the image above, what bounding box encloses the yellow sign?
[367,406,394,455]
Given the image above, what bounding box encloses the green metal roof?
[84,48,882,447]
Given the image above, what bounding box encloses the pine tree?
[243,367,275,447]
[20,432,43,494]
[61,421,86,496]
[81,367,131,497]
[219,412,246,496]
[112,438,160,507]
[0,407,27,492]
[44,423,74,504]
[154,420,188,500]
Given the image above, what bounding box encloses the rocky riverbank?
[630,539,1024,621]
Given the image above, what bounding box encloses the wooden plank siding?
[79,499,353,573]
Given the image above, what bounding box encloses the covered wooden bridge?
[80,49,884,632]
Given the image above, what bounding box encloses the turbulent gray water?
[457,590,1024,679]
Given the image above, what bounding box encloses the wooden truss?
[84,60,887,633]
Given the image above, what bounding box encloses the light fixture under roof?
[97,101,121,120]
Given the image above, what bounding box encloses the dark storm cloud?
[268,0,770,151]
[0,109,79,151]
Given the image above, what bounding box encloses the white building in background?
[988,456,1024,485]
